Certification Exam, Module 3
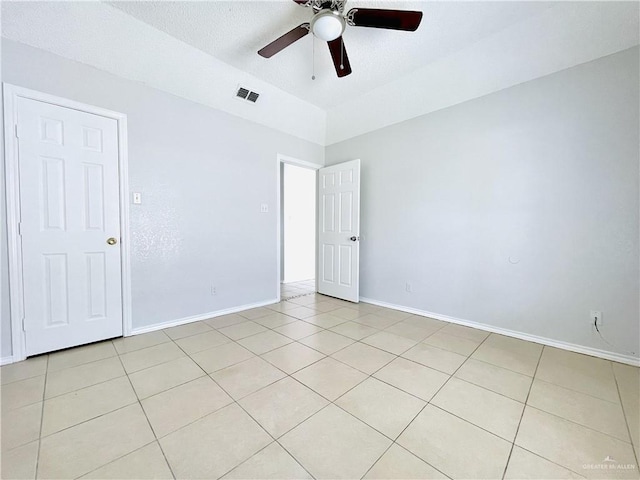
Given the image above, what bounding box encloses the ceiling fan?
[258,0,423,78]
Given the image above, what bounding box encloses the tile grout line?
[73,440,160,480]
[38,360,126,402]
[505,411,626,479]
[264,323,391,366]
[465,354,626,407]
[32,403,142,443]
[359,329,494,480]
[463,354,538,378]
[132,370,209,402]
[611,363,640,469]
[454,356,533,390]
[448,372,529,404]
[153,306,418,477]
[43,341,179,396]
[330,343,400,377]
[536,378,630,406]
[169,337,318,480]
[239,339,399,441]
[225,347,392,478]
[372,330,491,477]
[203,300,401,380]
[0,359,48,386]
[500,344,545,480]
[185,295,339,337]
[153,310,357,405]
[114,349,178,480]
[523,404,638,445]
[510,445,589,479]
[34,354,49,480]
[215,439,302,479]
[112,332,172,354]
[369,338,488,404]
[32,388,140,441]
[125,305,489,480]
[427,403,522,445]
[36,387,172,476]
[229,336,396,414]
[45,343,117,374]
[211,391,305,478]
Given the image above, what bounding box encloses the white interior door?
[317,159,360,302]
[17,97,123,356]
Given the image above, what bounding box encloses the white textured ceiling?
[2,1,639,145]
[326,1,640,143]
[1,1,328,144]
[108,1,557,109]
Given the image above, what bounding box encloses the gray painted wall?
[2,39,638,361]
[326,47,640,359]
[0,39,324,358]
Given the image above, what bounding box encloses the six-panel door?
[17,97,123,355]
[317,159,361,303]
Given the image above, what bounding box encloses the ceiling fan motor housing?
[310,9,346,41]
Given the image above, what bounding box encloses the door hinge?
[21,318,26,332]
[14,124,19,138]
[17,222,22,236]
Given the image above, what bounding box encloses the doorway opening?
[280,161,317,300]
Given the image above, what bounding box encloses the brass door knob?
[107,237,118,246]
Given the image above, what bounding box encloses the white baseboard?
[360,297,640,367]
[130,298,279,336]
[0,299,279,365]
[1,356,16,366]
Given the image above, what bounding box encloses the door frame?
[3,83,132,363]
[276,154,322,301]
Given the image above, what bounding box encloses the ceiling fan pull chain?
[312,36,316,80]
[340,37,344,70]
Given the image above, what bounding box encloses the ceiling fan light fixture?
[310,9,345,41]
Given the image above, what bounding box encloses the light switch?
[133,192,142,204]
[260,203,269,213]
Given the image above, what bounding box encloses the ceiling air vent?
[236,87,250,100]
[235,86,260,104]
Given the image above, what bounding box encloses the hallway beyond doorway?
[281,280,315,300]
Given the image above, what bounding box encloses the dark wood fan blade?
[258,23,310,58]
[327,37,352,78]
[347,8,423,31]
[292,0,309,4]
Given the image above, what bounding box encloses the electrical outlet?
[405,282,412,293]
[211,285,217,296]
[260,203,269,213]
[590,310,602,326]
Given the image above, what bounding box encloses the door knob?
[350,236,359,242]
[107,237,118,246]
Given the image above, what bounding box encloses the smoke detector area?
[235,86,260,103]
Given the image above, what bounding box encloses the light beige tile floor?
[1,293,638,479]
